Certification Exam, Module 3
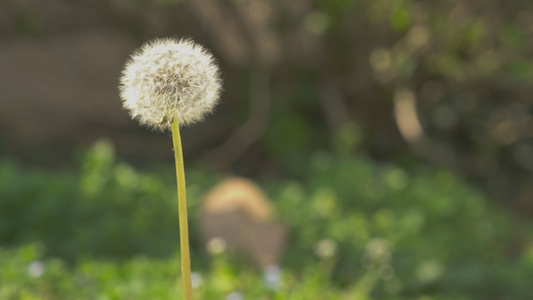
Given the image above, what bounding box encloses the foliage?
[1,141,533,299]
[2,0,532,203]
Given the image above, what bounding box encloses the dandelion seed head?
[119,38,222,129]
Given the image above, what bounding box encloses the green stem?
[171,115,193,300]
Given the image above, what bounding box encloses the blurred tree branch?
[204,64,271,168]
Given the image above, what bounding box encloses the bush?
[1,140,532,299]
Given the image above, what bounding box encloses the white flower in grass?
[190,272,204,288]
[226,291,244,300]
[263,264,282,290]
[119,38,222,129]
[27,260,45,278]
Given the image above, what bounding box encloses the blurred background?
[1,0,533,299]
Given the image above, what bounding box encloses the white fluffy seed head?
[119,38,222,129]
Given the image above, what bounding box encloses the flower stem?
[171,115,193,300]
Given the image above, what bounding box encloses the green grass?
[1,140,533,299]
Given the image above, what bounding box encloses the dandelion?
[119,38,222,129]
[119,37,222,300]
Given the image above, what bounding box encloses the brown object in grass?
[199,177,287,267]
